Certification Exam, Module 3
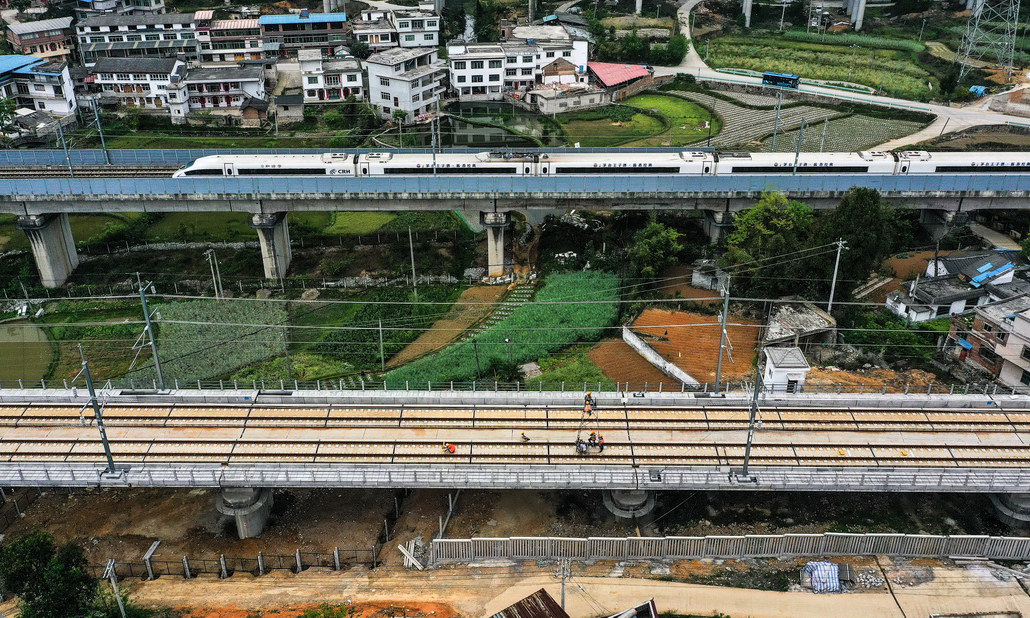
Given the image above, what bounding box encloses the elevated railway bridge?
[2,387,1030,535]
[0,148,1027,286]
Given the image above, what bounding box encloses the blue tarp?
[958,338,973,350]
[803,561,841,593]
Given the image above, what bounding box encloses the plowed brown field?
[658,265,720,307]
[590,309,760,386]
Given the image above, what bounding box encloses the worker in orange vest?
[443,443,456,454]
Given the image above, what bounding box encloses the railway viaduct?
[3,386,1030,537]
[3,148,1030,286]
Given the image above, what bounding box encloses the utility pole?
[103,560,127,618]
[472,338,481,375]
[819,116,828,152]
[76,346,116,475]
[827,239,848,313]
[771,91,782,151]
[91,98,110,165]
[714,274,731,394]
[56,120,74,178]
[505,337,512,362]
[791,117,807,174]
[738,348,763,481]
[918,17,926,41]
[378,318,386,372]
[556,559,571,610]
[137,274,166,391]
[204,249,223,299]
[408,227,418,301]
[779,0,787,30]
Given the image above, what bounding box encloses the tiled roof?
[588,61,650,87]
[7,17,74,35]
[259,12,347,25]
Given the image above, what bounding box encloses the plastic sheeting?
[803,561,841,593]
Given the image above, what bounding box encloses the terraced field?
[668,90,842,149]
[761,114,928,153]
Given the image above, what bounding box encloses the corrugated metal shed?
[490,588,570,618]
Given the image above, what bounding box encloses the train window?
[934,164,1030,173]
[554,167,681,174]
[361,168,368,175]
[542,167,548,174]
[237,168,327,175]
[525,166,529,174]
[728,166,870,174]
[182,168,224,176]
[704,166,711,174]
[383,167,518,174]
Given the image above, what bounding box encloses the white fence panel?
[781,534,825,556]
[941,535,990,557]
[432,539,472,563]
[704,536,747,558]
[511,537,551,560]
[471,538,510,560]
[899,534,945,558]
[743,535,784,557]
[666,537,706,559]
[590,538,628,560]
[552,537,589,559]
[823,533,867,555]
[862,534,906,556]
[984,537,1030,560]
[628,537,666,560]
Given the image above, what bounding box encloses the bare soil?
[387,286,506,368]
[806,367,938,387]
[659,265,720,307]
[634,309,760,383]
[173,600,461,618]
[3,488,394,564]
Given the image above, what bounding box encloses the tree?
[628,215,684,279]
[721,191,814,297]
[0,531,99,618]
[350,40,371,60]
[815,187,893,302]
[0,96,15,131]
[484,356,521,382]
[1021,235,1030,263]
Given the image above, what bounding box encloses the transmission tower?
[956,0,1020,82]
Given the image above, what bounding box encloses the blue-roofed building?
[259,10,348,58]
[0,55,77,117]
[946,294,1030,387]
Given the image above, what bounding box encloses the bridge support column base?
[703,211,734,244]
[852,0,867,30]
[990,493,1030,530]
[250,213,292,280]
[482,211,510,277]
[603,489,656,520]
[741,0,752,27]
[217,487,274,539]
[16,214,79,288]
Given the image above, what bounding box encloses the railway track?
[1,404,1028,468]
[0,165,178,179]
[3,404,1029,433]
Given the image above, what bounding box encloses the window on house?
[424,33,433,40]
[981,347,999,364]
[307,76,318,84]
[381,91,390,100]
[1022,369,1030,386]
[998,331,1008,342]
[100,73,114,80]
[488,60,501,68]
[33,84,45,92]
[347,74,357,82]
[453,61,466,69]
[471,74,483,82]
[984,323,994,333]
[505,69,516,76]
[133,74,147,80]
[471,60,483,69]
[405,34,415,41]
[522,55,532,62]
[457,75,466,82]
[1022,346,1030,362]
[506,56,516,63]
[37,101,46,109]
[489,73,499,81]
[520,68,531,75]
[563,51,571,56]
[379,77,390,86]
[546,51,554,57]
[399,21,409,27]
[412,93,420,101]
[428,20,436,26]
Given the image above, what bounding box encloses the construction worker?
[521,432,530,442]
[598,435,605,453]
[588,432,597,447]
[443,443,456,454]
[575,439,587,455]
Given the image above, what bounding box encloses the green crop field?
[386,271,620,384]
[623,94,721,146]
[327,213,398,235]
[558,109,665,147]
[706,34,939,101]
[762,114,928,152]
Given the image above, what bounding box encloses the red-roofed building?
[588,61,651,88]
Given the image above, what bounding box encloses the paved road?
[657,0,1030,148]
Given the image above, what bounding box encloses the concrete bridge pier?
[990,494,1030,530]
[603,489,656,520]
[919,209,963,240]
[741,0,752,27]
[703,210,734,244]
[216,487,274,539]
[852,0,867,30]
[16,214,79,288]
[481,211,510,277]
[250,213,292,280]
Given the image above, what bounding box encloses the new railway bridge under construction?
[3,386,1030,537]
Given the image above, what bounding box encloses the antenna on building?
[956,0,1020,82]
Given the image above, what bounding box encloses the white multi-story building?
[0,55,77,116]
[90,56,187,117]
[947,295,1030,388]
[394,10,439,48]
[194,11,263,64]
[76,12,197,65]
[364,46,445,121]
[298,49,363,103]
[6,17,76,63]
[183,65,265,111]
[447,26,587,100]
[350,9,439,51]
[76,0,166,19]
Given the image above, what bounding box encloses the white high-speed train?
[171,150,1030,178]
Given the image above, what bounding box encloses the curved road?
[656,0,1030,149]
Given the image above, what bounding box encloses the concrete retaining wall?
[622,326,701,386]
[429,533,1030,565]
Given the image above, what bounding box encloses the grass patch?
[527,349,609,384]
[387,271,620,384]
[557,108,664,147]
[623,94,721,146]
[706,33,939,101]
[327,213,398,236]
[145,213,256,243]
[125,299,288,383]
[36,300,144,380]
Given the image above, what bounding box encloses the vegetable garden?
[386,271,621,385]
